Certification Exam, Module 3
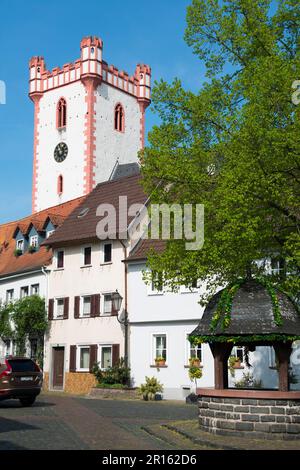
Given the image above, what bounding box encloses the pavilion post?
[210,343,232,389]
[273,342,292,392]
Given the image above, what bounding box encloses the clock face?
[54,142,68,163]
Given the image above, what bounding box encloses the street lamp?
[111,290,129,370]
[111,290,123,313]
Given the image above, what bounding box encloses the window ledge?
[150,365,168,368]
[80,265,92,269]
[100,262,113,266]
[52,317,65,321]
[184,365,203,369]
[54,268,64,272]
[147,292,164,296]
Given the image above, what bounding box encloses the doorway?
[52,347,65,389]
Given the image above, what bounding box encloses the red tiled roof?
[43,175,148,247]
[0,197,84,278]
[126,238,166,261]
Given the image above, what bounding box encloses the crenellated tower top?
[29,36,151,104]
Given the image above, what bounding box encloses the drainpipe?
[119,240,128,369]
[41,266,49,373]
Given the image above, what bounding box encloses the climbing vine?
[189,333,300,345]
[0,295,48,360]
[210,279,244,332]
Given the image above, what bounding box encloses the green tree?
[141,0,300,300]
[0,296,48,360]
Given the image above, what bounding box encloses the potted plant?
[28,245,36,254]
[228,355,241,377]
[14,248,23,257]
[189,365,203,390]
[189,357,201,367]
[138,376,163,401]
[155,356,166,367]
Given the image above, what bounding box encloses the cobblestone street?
[0,393,199,450]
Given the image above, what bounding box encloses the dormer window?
[57,98,67,129]
[30,235,38,248]
[17,239,24,252]
[114,103,124,132]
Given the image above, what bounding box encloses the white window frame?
[186,334,202,365]
[20,286,29,299]
[232,346,244,365]
[17,239,24,251]
[98,344,113,370]
[56,249,65,269]
[268,346,276,368]
[147,271,164,296]
[82,245,92,267]
[152,333,167,364]
[77,345,90,372]
[30,284,39,296]
[102,293,113,316]
[101,242,113,264]
[180,280,199,294]
[80,295,92,318]
[30,235,38,247]
[55,298,65,319]
[6,289,14,303]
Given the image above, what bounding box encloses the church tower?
[29,37,151,213]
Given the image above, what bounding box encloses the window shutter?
[63,297,69,319]
[89,344,98,372]
[74,296,80,319]
[69,345,76,372]
[112,344,120,366]
[90,295,95,318]
[48,299,54,320]
[93,294,100,317]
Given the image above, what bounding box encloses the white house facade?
[43,174,147,394]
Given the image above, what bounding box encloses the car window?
[7,359,37,372]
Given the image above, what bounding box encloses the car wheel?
[19,397,36,407]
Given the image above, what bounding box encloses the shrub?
[138,376,163,401]
[92,358,130,386]
[234,372,263,389]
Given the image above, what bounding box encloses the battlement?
[29,36,151,102]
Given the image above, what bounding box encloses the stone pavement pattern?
[0,393,200,450]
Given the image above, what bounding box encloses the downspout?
[41,266,49,373]
[119,240,128,368]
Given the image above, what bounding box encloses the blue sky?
[0,0,204,223]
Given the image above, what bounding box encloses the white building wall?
[44,241,126,382]
[36,81,86,212]
[130,322,214,400]
[128,262,215,399]
[94,84,141,182]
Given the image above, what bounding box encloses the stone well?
[198,388,300,440]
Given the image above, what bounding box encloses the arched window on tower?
[57,175,63,196]
[114,104,124,132]
[57,98,67,129]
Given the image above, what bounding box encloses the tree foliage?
[0,295,48,356]
[141,0,300,299]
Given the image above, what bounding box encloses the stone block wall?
[64,372,96,394]
[198,396,300,440]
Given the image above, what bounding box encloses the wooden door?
[52,347,64,388]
